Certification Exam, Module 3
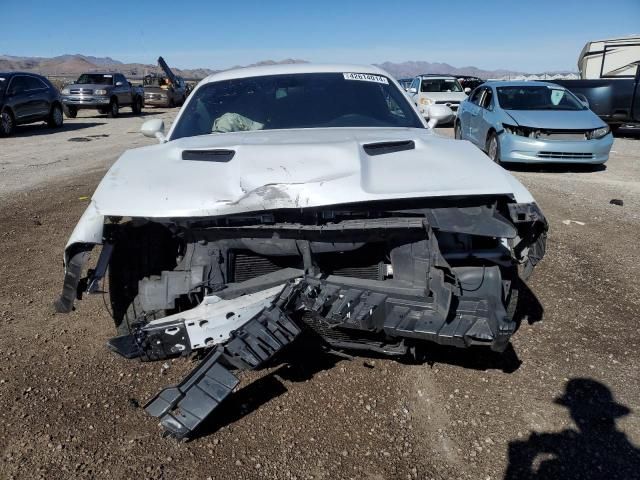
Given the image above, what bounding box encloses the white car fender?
[64,200,103,264]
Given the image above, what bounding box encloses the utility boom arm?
[157,56,178,85]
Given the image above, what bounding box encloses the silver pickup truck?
[61,72,144,118]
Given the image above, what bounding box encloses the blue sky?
[1,0,638,72]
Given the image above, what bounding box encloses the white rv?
[579,35,640,79]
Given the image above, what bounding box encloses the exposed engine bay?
[56,196,546,438]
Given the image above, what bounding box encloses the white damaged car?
[56,64,547,438]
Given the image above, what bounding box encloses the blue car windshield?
[497,86,585,111]
[171,72,423,140]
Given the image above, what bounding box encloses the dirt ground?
[0,111,639,480]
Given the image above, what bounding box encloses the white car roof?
[419,75,458,80]
[202,63,390,83]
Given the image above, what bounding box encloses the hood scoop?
[182,149,235,162]
[363,140,415,156]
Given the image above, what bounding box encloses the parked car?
[144,74,187,107]
[143,57,187,108]
[455,81,613,164]
[0,72,64,137]
[458,76,485,92]
[61,72,144,118]
[407,74,470,122]
[55,64,547,439]
[552,36,640,132]
[397,78,413,91]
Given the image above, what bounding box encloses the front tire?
[47,104,64,128]
[107,98,119,118]
[454,121,463,139]
[63,105,77,119]
[486,131,502,165]
[131,96,143,115]
[0,109,15,137]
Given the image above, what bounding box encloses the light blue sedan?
[454,81,613,164]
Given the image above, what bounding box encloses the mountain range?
[0,54,575,80]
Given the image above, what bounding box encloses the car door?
[114,74,130,105]
[472,87,495,146]
[458,87,477,139]
[464,88,484,144]
[6,75,33,121]
[633,66,640,122]
[24,76,51,117]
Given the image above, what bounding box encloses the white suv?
[408,75,470,121]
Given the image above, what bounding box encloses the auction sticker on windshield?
[343,73,389,84]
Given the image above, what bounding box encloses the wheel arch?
[50,100,63,112]
[1,105,15,118]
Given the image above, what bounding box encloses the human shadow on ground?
[504,378,640,480]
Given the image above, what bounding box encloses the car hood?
[421,91,468,102]
[90,127,534,218]
[503,109,605,130]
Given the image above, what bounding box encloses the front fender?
[55,201,104,313]
[64,201,104,264]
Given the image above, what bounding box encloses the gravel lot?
[0,111,638,479]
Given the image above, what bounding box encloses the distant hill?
[0,53,575,81]
[0,54,215,79]
[0,54,309,80]
[374,60,576,80]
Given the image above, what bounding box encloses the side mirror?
[408,87,417,94]
[575,93,590,109]
[141,119,166,142]
[425,105,454,129]
[464,87,471,94]
[116,81,123,87]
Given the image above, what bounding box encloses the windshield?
[420,78,463,93]
[171,72,423,140]
[496,86,586,111]
[144,75,169,87]
[76,74,114,85]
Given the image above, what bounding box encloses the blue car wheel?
[486,132,501,165]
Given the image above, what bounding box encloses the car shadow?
[188,312,534,439]
[89,110,169,119]
[504,378,640,479]
[614,127,640,139]
[183,280,544,438]
[514,280,545,328]
[12,122,106,138]
[189,338,342,440]
[504,163,606,173]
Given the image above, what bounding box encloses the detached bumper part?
[145,349,238,439]
[144,303,301,438]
